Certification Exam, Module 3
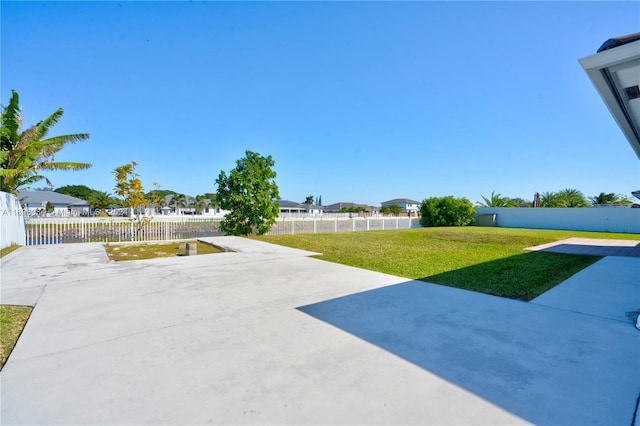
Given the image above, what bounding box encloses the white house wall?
[475,207,640,233]
[1,191,27,248]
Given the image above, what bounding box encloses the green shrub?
[420,196,475,227]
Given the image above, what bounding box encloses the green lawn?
[0,244,21,257]
[0,246,31,369]
[254,227,640,300]
[0,305,32,369]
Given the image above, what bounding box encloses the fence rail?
[25,217,223,245]
[24,216,421,245]
[267,217,419,235]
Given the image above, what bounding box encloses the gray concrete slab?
[525,237,640,257]
[1,237,639,425]
[0,242,110,306]
[531,256,640,322]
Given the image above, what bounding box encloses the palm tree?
[589,192,616,206]
[0,90,91,194]
[557,188,588,208]
[589,192,632,206]
[193,198,207,215]
[88,191,116,210]
[479,191,509,207]
[540,191,561,207]
[173,193,187,214]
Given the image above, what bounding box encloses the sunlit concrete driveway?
[1,237,638,425]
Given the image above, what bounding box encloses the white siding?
[1,191,27,248]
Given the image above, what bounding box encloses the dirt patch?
[104,240,227,261]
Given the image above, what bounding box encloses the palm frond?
[42,133,90,145]
[0,90,22,150]
[32,108,64,141]
[38,161,92,171]
[1,91,91,193]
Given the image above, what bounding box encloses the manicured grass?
[104,240,222,261]
[254,227,640,300]
[0,244,21,258]
[0,305,32,369]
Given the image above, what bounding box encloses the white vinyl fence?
[475,207,640,234]
[24,216,421,245]
[25,217,223,245]
[267,217,420,235]
[1,191,27,249]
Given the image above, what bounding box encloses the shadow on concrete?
[298,280,638,425]
[529,243,640,257]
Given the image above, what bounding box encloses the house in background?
[303,203,324,216]
[323,202,378,215]
[275,200,324,216]
[381,198,420,215]
[276,200,306,215]
[19,190,90,216]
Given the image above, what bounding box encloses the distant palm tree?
[589,192,615,206]
[1,90,91,194]
[480,191,509,207]
[540,191,561,207]
[589,192,632,206]
[89,191,116,210]
[173,193,187,214]
[193,198,207,215]
[557,188,588,208]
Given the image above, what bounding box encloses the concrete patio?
[1,237,638,425]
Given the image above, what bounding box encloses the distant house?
[276,200,305,214]
[302,203,324,216]
[275,200,324,216]
[19,190,90,216]
[323,202,378,215]
[381,198,420,215]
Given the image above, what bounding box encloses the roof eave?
[579,39,640,159]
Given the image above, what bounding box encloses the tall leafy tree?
[55,184,101,201]
[303,195,314,204]
[0,90,91,194]
[216,150,280,235]
[389,204,402,216]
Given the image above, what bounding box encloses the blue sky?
[2,1,639,206]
